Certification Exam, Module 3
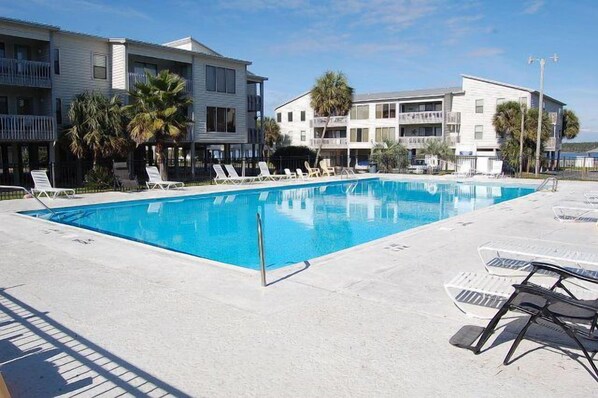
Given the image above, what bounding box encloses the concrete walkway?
[0,176,597,397]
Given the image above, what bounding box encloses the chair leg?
[550,314,598,378]
[503,314,538,365]
[472,303,513,354]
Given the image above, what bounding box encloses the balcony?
[247,95,262,112]
[398,111,443,124]
[445,112,461,125]
[310,116,348,128]
[310,138,348,148]
[128,72,192,93]
[0,58,51,88]
[0,115,55,142]
[397,136,442,148]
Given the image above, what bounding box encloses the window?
[475,99,484,113]
[276,112,281,123]
[350,105,369,120]
[0,43,4,58]
[288,112,293,122]
[207,107,236,133]
[300,111,306,121]
[92,54,107,79]
[350,128,369,142]
[206,65,236,93]
[474,125,483,140]
[375,103,396,119]
[0,96,7,114]
[133,62,157,76]
[300,130,306,141]
[55,98,62,124]
[53,48,60,75]
[375,127,395,142]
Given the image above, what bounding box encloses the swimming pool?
[24,178,535,269]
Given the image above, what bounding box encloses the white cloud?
[30,0,152,20]
[523,0,544,14]
[468,47,504,57]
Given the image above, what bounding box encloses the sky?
[2,0,598,141]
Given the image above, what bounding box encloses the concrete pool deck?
[0,175,597,396]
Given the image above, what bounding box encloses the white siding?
[111,43,127,91]
[52,32,112,123]
[275,93,312,145]
[451,77,531,150]
[192,56,248,143]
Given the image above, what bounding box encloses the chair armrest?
[530,261,598,285]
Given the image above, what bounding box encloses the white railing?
[397,136,442,148]
[310,116,348,128]
[0,115,55,141]
[247,95,262,112]
[398,111,443,124]
[445,112,461,124]
[0,58,51,88]
[128,72,192,93]
[310,138,348,147]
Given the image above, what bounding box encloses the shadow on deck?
[0,287,191,397]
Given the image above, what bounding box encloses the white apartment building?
[275,75,564,166]
[0,17,266,184]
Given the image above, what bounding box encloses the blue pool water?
[23,179,535,269]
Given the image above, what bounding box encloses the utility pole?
[528,54,558,175]
[519,102,525,175]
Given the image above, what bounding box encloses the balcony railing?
[247,127,262,144]
[310,116,348,128]
[0,58,51,88]
[398,111,443,124]
[397,136,443,148]
[128,72,192,93]
[0,115,55,142]
[445,112,461,125]
[247,95,262,112]
[310,138,348,147]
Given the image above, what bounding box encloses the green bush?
[371,140,409,173]
[270,146,316,171]
[84,166,117,190]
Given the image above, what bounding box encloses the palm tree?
[493,101,524,173]
[420,139,454,168]
[125,70,193,180]
[260,116,281,154]
[370,139,409,173]
[562,109,580,140]
[66,91,129,167]
[310,71,353,166]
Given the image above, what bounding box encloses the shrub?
[270,146,316,171]
[370,140,409,173]
[84,166,117,190]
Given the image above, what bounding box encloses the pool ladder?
[0,185,58,217]
[536,176,558,192]
[340,168,356,179]
[256,212,267,287]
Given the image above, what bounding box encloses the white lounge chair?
[553,202,598,225]
[478,239,598,277]
[319,159,336,176]
[296,168,308,180]
[444,271,596,319]
[284,168,297,179]
[487,160,503,178]
[304,161,320,178]
[476,157,490,175]
[224,164,260,184]
[213,164,233,184]
[453,162,473,178]
[30,170,75,199]
[257,162,287,181]
[145,166,184,190]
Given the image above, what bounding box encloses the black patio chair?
[451,261,598,379]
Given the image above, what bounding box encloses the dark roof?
[353,87,462,102]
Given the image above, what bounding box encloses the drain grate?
[384,243,409,252]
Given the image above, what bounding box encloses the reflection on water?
[33,179,534,269]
